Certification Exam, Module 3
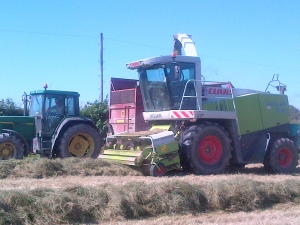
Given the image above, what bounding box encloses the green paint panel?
[234,94,263,135]
[155,141,179,155]
[203,100,234,112]
[258,94,289,129]
[153,155,181,167]
[0,116,35,140]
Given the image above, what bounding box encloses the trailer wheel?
[180,122,232,175]
[150,163,166,177]
[264,138,298,173]
[58,124,102,158]
[0,134,24,159]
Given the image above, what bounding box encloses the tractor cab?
[29,90,80,134]
[28,89,80,156]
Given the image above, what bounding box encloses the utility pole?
[100,33,104,102]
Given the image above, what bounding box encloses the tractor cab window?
[29,95,43,116]
[45,96,65,116]
[43,95,66,134]
[66,96,76,116]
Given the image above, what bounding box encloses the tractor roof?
[30,90,80,97]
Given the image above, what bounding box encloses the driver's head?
[55,97,63,105]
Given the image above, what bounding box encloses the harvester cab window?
[166,63,197,109]
[139,62,197,111]
[139,68,172,112]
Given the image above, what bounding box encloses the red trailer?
[109,78,149,134]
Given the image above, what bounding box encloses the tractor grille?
[110,89,135,105]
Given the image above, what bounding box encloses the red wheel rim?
[155,165,165,176]
[277,147,293,167]
[198,135,222,164]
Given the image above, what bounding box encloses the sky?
[0,0,300,108]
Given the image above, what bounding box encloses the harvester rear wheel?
[58,124,102,158]
[180,122,232,175]
[150,163,166,177]
[0,134,24,159]
[264,138,298,173]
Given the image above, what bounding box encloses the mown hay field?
[1,157,300,225]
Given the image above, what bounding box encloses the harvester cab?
[100,34,299,176]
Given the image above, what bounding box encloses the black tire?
[179,125,198,172]
[0,134,24,159]
[58,124,102,158]
[150,163,167,177]
[264,138,298,174]
[179,122,232,175]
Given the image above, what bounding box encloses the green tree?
[80,99,109,138]
[289,105,300,123]
[0,98,23,116]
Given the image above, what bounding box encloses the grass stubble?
[0,157,300,224]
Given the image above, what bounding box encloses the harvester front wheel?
[0,134,24,160]
[264,138,298,173]
[150,163,166,177]
[58,124,102,158]
[180,122,232,175]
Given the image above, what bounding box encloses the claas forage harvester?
[99,34,300,176]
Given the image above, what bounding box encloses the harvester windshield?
[138,62,196,112]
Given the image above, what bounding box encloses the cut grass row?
[1,177,300,224]
[1,158,300,224]
[0,157,143,179]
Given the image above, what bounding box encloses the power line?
[0,28,169,50]
[0,28,298,71]
[199,54,300,72]
[104,37,169,50]
[0,29,99,38]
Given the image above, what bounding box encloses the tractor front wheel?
[0,134,24,159]
[264,138,298,173]
[58,124,102,158]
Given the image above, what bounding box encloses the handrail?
[179,79,241,135]
[179,79,235,111]
[265,74,286,94]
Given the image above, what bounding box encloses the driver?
[53,97,65,115]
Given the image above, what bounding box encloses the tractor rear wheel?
[180,122,232,175]
[0,134,24,159]
[58,124,102,158]
[263,138,298,173]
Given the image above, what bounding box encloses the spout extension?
[173,34,197,57]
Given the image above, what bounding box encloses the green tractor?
[0,85,102,159]
[100,34,300,176]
